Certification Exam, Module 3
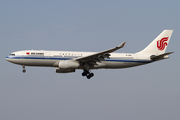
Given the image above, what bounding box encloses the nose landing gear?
[82,70,94,79]
[22,65,26,73]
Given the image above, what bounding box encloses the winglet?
[117,42,126,48]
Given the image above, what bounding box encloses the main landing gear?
[22,65,26,73]
[82,70,94,79]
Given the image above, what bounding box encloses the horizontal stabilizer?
[150,52,174,61]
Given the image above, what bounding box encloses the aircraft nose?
[5,56,19,65]
[5,56,10,61]
[5,56,14,63]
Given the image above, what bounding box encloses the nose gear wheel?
[22,65,26,73]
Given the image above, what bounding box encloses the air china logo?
[157,37,169,51]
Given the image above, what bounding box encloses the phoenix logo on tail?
[157,37,169,51]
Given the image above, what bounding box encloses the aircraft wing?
[74,42,126,63]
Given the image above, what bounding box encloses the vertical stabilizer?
[137,30,173,55]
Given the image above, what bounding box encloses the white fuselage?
[5,50,152,69]
[5,30,173,79]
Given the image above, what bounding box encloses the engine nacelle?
[58,60,80,69]
[56,68,75,73]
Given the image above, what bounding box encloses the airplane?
[5,30,173,79]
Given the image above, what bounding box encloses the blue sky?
[1,0,180,120]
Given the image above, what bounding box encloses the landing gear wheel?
[82,70,90,76]
[87,75,91,79]
[82,69,94,79]
[90,73,94,77]
[22,69,26,73]
[86,73,94,79]
[82,72,87,76]
[22,65,26,73]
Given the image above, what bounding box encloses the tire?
[87,75,91,79]
[82,72,86,76]
[22,69,26,73]
[90,73,94,77]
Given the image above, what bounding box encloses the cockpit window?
[10,54,15,56]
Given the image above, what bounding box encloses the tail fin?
[137,30,173,55]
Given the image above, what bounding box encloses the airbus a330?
[6,30,173,79]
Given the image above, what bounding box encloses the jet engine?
[55,60,80,73]
[58,60,80,69]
